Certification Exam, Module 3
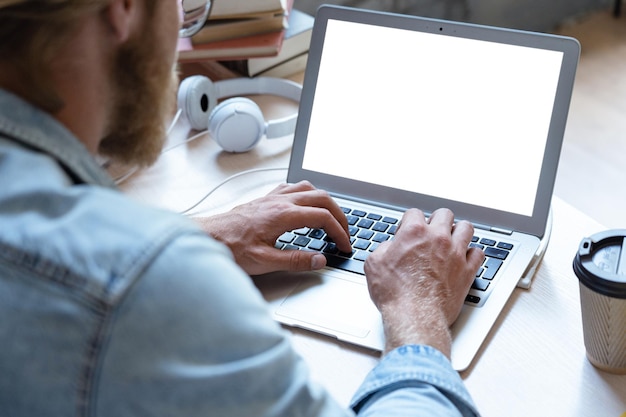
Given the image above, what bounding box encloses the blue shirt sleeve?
[351,345,480,417]
[95,232,478,417]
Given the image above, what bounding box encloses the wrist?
[193,214,227,242]
[380,301,452,358]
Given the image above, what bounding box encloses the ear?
[103,0,140,42]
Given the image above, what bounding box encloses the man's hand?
[364,208,484,358]
[193,181,352,276]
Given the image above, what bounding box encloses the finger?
[401,208,427,223]
[287,189,349,232]
[281,206,352,253]
[426,208,455,229]
[394,208,427,236]
[270,180,315,196]
[268,184,350,236]
[305,208,352,253]
[267,182,291,195]
[467,246,485,272]
[267,248,328,272]
[450,220,483,265]
[451,219,475,245]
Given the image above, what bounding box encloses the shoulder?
[0,141,228,304]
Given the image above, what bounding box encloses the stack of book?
[177,0,314,79]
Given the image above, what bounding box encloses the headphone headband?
[214,77,302,103]
[177,75,301,152]
[214,77,301,139]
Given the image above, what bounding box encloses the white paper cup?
[573,230,626,374]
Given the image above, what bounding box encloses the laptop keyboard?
[275,206,514,306]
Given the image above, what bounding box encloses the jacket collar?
[0,88,116,188]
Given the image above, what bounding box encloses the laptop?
[260,5,580,371]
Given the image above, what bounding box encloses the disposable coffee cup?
[573,229,626,374]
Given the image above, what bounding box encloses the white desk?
[118,78,626,417]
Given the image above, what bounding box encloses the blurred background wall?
[297,0,612,32]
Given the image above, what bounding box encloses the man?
[0,1,484,416]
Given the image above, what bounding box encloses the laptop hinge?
[489,226,514,236]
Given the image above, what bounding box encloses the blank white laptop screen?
[301,19,564,217]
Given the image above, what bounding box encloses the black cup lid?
[573,229,626,299]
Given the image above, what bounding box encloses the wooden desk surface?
[118,81,626,417]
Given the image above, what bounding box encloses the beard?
[98,28,179,168]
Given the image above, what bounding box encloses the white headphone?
[177,75,302,152]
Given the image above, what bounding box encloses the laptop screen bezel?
[287,5,580,238]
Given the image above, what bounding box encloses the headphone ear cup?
[208,97,266,152]
[177,76,217,131]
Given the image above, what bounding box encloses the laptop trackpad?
[274,271,380,339]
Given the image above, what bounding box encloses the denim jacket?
[0,88,479,417]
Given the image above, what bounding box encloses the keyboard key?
[483,258,503,280]
[497,242,514,250]
[480,238,496,246]
[485,247,509,260]
[465,294,481,304]
[352,210,366,217]
[309,229,325,239]
[472,278,490,291]
[278,232,295,243]
[337,248,355,258]
[294,236,311,247]
[372,222,389,232]
[357,218,374,229]
[382,216,398,224]
[353,239,371,250]
[353,250,369,261]
[367,213,382,221]
[308,239,326,251]
[372,233,390,243]
[346,215,359,225]
[325,254,365,275]
[357,229,374,240]
[323,242,339,255]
